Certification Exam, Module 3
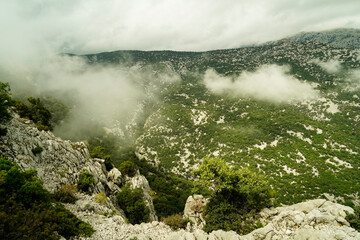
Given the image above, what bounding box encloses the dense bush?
[193,157,273,211]
[0,158,94,239]
[0,82,13,136]
[116,184,149,224]
[163,214,191,230]
[203,195,263,234]
[15,97,52,131]
[53,185,78,204]
[89,146,113,171]
[193,157,273,234]
[32,146,44,155]
[346,205,360,231]
[118,160,137,177]
[77,171,94,193]
[17,179,50,208]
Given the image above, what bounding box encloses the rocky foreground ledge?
[1,118,359,240]
[66,198,358,240]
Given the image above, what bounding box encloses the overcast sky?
[1,0,359,58]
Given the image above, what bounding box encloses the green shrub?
[203,196,263,234]
[94,193,108,205]
[18,179,50,208]
[116,184,149,224]
[193,157,273,211]
[15,97,52,130]
[0,158,94,239]
[0,158,14,171]
[163,214,191,230]
[89,146,107,158]
[104,157,113,171]
[77,171,94,193]
[2,163,25,190]
[22,169,38,180]
[52,204,94,239]
[53,185,78,203]
[118,161,137,177]
[89,146,113,171]
[193,157,273,234]
[32,146,44,155]
[346,205,360,231]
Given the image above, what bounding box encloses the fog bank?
[204,65,319,103]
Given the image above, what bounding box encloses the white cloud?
[1,53,180,139]
[310,59,342,74]
[0,0,359,59]
[0,0,355,137]
[204,65,318,103]
[345,69,360,91]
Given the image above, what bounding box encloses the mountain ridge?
[78,36,360,205]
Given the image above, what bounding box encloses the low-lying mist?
[2,54,180,141]
[310,59,342,74]
[345,69,360,91]
[203,64,319,103]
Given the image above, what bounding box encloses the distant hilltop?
[288,28,360,49]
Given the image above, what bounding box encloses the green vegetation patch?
[116,184,149,224]
[0,158,94,239]
[193,157,272,234]
[118,160,137,177]
[15,97,52,131]
[31,146,44,155]
[163,214,191,230]
[53,185,78,204]
[77,171,94,193]
[346,206,360,231]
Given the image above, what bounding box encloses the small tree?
[193,157,274,234]
[116,184,149,224]
[15,97,52,130]
[118,161,137,177]
[89,146,113,171]
[77,171,94,193]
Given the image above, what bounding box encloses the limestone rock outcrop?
[183,194,208,228]
[126,171,158,221]
[0,117,157,222]
[167,199,359,240]
[251,199,359,240]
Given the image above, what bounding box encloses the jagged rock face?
[166,199,359,240]
[107,168,122,193]
[0,118,102,193]
[252,199,359,240]
[0,118,157,222]
[126,171,158,221]
[183,194,208,228]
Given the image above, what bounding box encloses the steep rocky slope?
[0,116,157,222]
[1,117,359,239]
